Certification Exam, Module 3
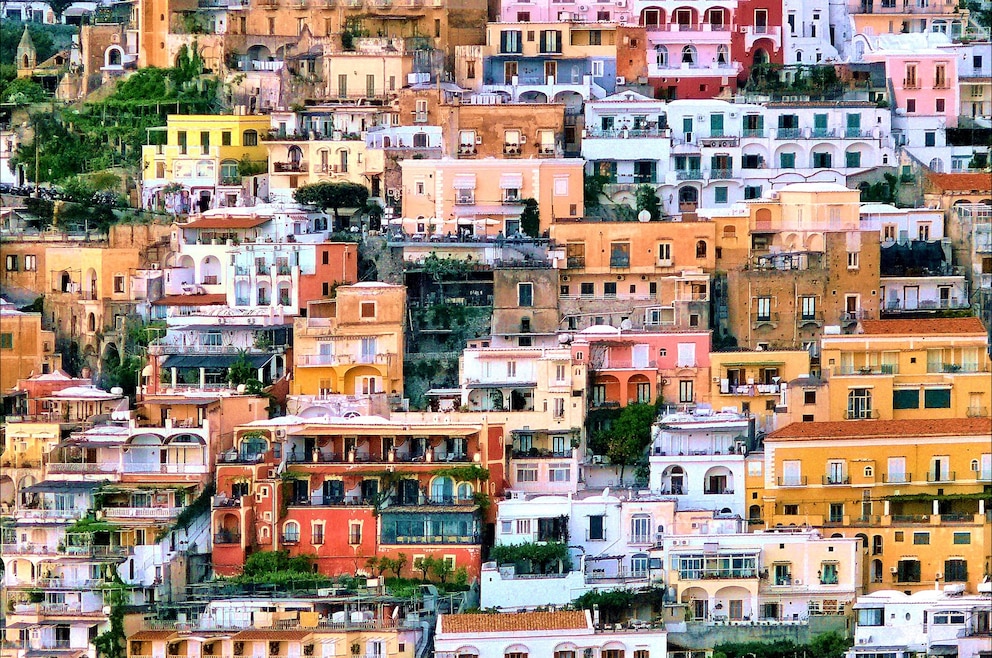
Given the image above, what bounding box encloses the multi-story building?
[878,239,969,314]
[860,203,945,242]
[467,21,618,104]
[949,203,992,335]
[848,588,992,658]
[291,283,406,400]
[434,610,667,658]
[820,317,991,421]
[756,418,992,594]
[648,409,750,516]
[957,42,992,123]
[399,157,585,236]
[550,218,716,332]
[845,0,971,43]
[708,349,812,431]
[0,298,60,396]
[141,114,271,212]
[571,326,711,410]
[211,416,505,579]
[782,0,839,66]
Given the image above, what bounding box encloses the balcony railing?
[835,365,898,376]
[890,514,930,523]
[47,462,118,474]
[776,128,801,139]
[214,532,241,544]
[882,472,912,483]
[709,168,734,180]
[777,476,807,487]
[822,475,851,485]
[927,471,955,482]
[966,406,989,417]
[844,408,880,420]
[103,506,181,519]
[926,363,987,373]
[273,161,308,173]
[676,169,703,180]
[678,568,758,580]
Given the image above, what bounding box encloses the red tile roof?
[859,317,987,336]
[181,217,271,230]
[768,418,992,441]
[925,172,992,193]
[439,611,589,634]
[230,630,313,641]
[151,294,228,307]
[128,631,178,641]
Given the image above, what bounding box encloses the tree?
[1,78,47,104]
[589,403,657,484]
[635,185,661,221]
[294,181,369,230]
[429,557,452,583]
[413,556,435,581]
[47,0,75,21]
[584,174,608,208]
[519,198,540,237]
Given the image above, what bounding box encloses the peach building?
[399,157,584,236]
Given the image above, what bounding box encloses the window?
[813,152,832,168]
[780,152,796,168]
[679,380,694,403]
[580,282,594,297]
[518,283,534,307]
[5,254,17,271]
[944,559,968,582]
[892,389,919,409]
[682,45,696,65]
[936,98,945,112]
[500,30,522,53]
[588,515,605,540]
[604,282,617,297]
[906,99,916,113]
[913,532,930,545]
[0,333,12,349]
[549,463,570,482]
[845,151,861,168]
[953,532,970,545]
[744,185,762,200]
[756,296,772,321]
[829,503,844,523]
[348,522,362,545]
[897,559,921,582]
[610,242,630,268]
[847,388,872,419]
[23,255,36,271]
[695,240,707,258]
[516,466,538,482]
[312,523,324,545]
[540,29,562,53]
[243,130,258,146]
[360,301,375,319]
[858,608,883,626]
[113,274,125,294]
[820,563,838,584]
[714,186,728,204]
[283,522,300,543]
[924,388,951,408]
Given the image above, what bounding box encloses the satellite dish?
[603,487,610,498]
[620,319,633,331]
[638,210,651,222]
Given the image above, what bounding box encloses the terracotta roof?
[151,294,228,307]
[439,611,589,635]
[859,317,987,336]
[768,418,992,441]
[181,217,271,230]
[230,630,313,641]
[128,630,178,641]
[925,172,992,193]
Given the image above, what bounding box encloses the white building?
[848,587,992,658]
[434,610,667,658]
[783,0,840,66]
[860,203,945,242]
[648,409,750,517]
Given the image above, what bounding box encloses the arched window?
[382,136,391,148]
[282,521,300,543]
[796,50,803,63]
[239,434,268,460]
[456,482,474,501]
[655,45,668,67]
[682,45,697,65]
[259,526,270,539]
[717,45,729,65]
[695,240,707,258]
[753,48,768,66]
[87,313,96,332]
[723,225,736,238]
[220,159,239,181]
[847,388,872,419]
[431,476,454,503]
[929,158,944,173]
[243,130,259,146]
[864,465,874,478]
[748,504,761,520]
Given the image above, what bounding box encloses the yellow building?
[323,39,415,100]
[141,114,271,211]
[820,317,991,421]
[266,135,371,204]
[0,300,60,395]
[756,418,992,594]
[708,349,811,432]
[399,157,585,235]
[845,0,969,40]
[292,283,405,398]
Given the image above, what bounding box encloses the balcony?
[214,532,241,544]
[844,409,880,420]
[742,128,766,138]
[926,363,987,373]
[699,136,740,148]
[882,472,912,483]
[585,128,669,139]
[776,128,801,139]
[777,476,808,487]
[822,475,851,485]
[103,506,182,519]
[297,353,395,367]
[47,462,118,474]
[677,567,759,580]
[709,168,734,180]
[890,514,930,523]
[676,169,703,180]
[751,312,779,327]
[503,144,523,157]
[927,471,955,482]
[903,79,921,90]
[703,487,734,495]
[836,365,898,376]
[273,161,308,173]
[723,383,781,396]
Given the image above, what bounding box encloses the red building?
[297,242,359,308]
[212,417,505,579]
[731,0,785,80]
[571,327,712,409]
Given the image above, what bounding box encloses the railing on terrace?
[890,514,930,523]
[882,472,912,483]
[585,128,670,139]
[103,506,182,519]
[777,477,808,486]
[47,462,118,474]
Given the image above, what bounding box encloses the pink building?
[570,326,711,408]
[498,0,630,25]
[861,34,960,127]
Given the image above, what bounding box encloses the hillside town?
[0,0,991,655]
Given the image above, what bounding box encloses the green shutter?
[892,389,919,409]
[924,388,951,408]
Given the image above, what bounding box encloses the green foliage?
[0,22,72,66]
[66,517,121,534]
[745,64,841,98]
[47,0,76,20]
[18,296,44,313]
[489,541,572,574]
[584,174,609,207]
[635,185,661,221]
[416,253,473,281]
[228,350,262,390]
[232,550,331,585]
[169,483,214,532]
[588,403,657,483]
[93,585,127,658]
[432,464,489,482]
[294,181,370,227]
[572,589,636,623]
[713,632,851,658]
[519,198,540,237]
[1,77,47,104]
[238,155,267,177]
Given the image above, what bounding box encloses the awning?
[22,480,107,494]
[160,354,274,370]
[927,646,958,656]
[499,173,524,189]
[452,174,476,189]
[453,205,524,216]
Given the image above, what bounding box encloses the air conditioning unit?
[592,455,604,464]
[614,0,625,6]
[475,136,483,144]
[578,4,588,10]
[640,275,648,280]
[386,188,397,198]
[617,275,625,281]
[794,579,802,585]
[562,275,570,282]
[739,25,748,33]
[890,567,898,573]
[275,429,287,438]
[616,76,626,85]
[267,468,278,479]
